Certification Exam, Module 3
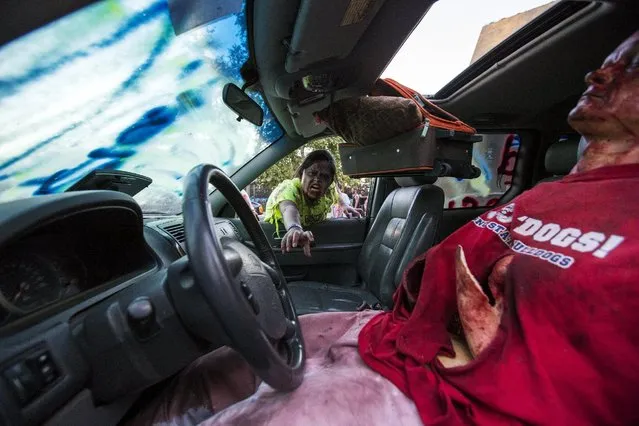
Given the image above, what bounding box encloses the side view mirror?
[222,83,264,126]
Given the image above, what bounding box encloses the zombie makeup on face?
[301,161,333,201]
[569,31,639,139]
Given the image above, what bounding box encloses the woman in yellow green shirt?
[264,150,361,257]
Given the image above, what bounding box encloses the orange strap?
[380,78,476,135]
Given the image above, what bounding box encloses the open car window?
[245,137,374,220]
[0,0,282,214]
[436,133,519,208]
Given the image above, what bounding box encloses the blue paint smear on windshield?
[0,0,283,207]
[179,60,204,79]
[0,1,168,97]
[117,106,178,145]
[88,147,136,159]
[0,24,174,174]
[116,25,173,94]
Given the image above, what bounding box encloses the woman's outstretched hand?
[281,227,315,257]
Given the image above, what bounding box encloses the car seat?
[537,136,582,184]
[288,177,444,314]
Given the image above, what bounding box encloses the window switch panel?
[3,361,40,405]
[2,349,60,407]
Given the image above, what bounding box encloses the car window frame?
[436,131,529,210]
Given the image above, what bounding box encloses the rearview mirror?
[222,83,264,126]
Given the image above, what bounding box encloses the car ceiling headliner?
[1,0,638,140]
[251,0,638,139]
[437,2,639,132]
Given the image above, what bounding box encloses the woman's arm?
[278,201,314,257]
[279,200,303,230]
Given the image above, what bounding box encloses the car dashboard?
[0,236,91,325]
[0,219,152,329]
[0,193,158,332]
[0,190,241,426]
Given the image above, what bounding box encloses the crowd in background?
[246,184,371,220]
[331,186,369,219]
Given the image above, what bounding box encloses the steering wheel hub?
[224,240,287,340]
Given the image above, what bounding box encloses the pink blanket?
[130,311,421,426]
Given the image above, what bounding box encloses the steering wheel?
[181,164,305,391]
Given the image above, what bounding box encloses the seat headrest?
[545,137,580,175]
[394,176,438,187]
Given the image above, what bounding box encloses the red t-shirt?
[358,164,639,425]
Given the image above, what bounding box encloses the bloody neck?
[574,136,639,173]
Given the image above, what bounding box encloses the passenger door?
[228,213,370,286]
[258,218,367,285]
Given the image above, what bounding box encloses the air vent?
[161,222,186,244]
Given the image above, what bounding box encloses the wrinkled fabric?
[125,346,261,426]
[454,246,508,357]
[129,311,421,426]
[359,164,639,425]
[131,166,639,426]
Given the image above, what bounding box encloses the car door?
[258,218,368,285]
[226,214,371,286]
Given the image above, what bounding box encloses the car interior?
[0,0,637,424]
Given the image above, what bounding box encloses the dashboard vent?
[162,222,186,244]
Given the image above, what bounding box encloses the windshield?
[383,0,553,96]
[0,0,283,214]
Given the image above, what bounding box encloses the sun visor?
[339,126,482,178]
[286,0,386,73]
[168,0,242,35]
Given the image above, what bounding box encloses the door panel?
[230,218,367,286]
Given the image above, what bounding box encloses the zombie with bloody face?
[568,32,639,171]
[357,29,639,424]
[129,31,639,426]
[262,149,361,257]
